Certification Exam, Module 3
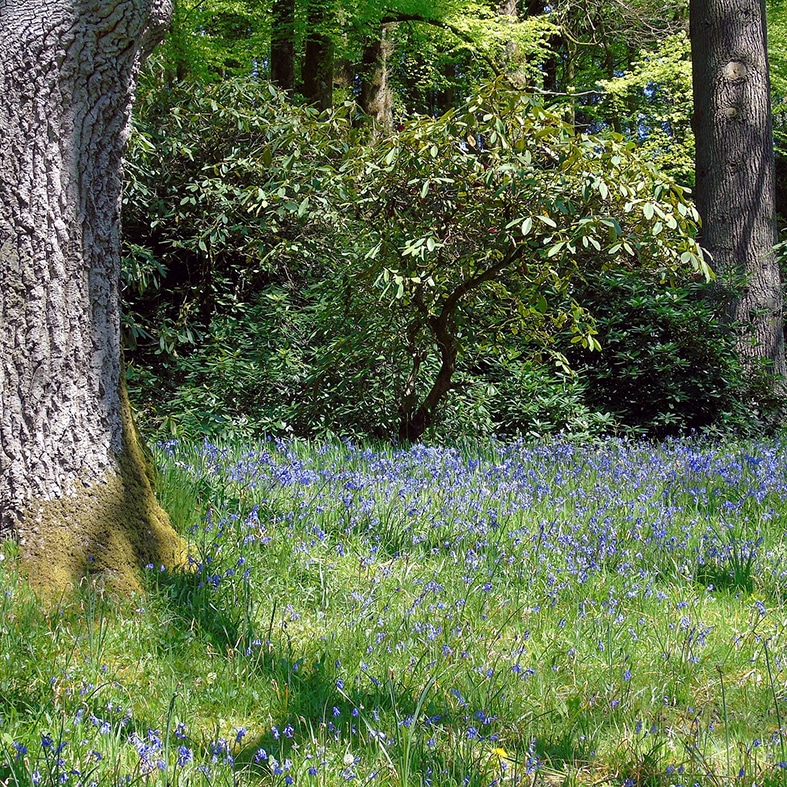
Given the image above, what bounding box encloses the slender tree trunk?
[359,25,394,131]
[270,0,295,91]
[396,254,515,442]
[302,1,334,110]
[496,0,527,87]
[0,0,182,594]
[397,314,458,444]
[691,0,786,382]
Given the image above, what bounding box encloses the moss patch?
[16,386,187,601]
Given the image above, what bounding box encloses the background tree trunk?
[302,0,334,110]
[496,0,528,88]
[301,0,333,110]
[270,0,296,91]
[691,0,786,382]
[0,0,182,594]
[359,24,394,131]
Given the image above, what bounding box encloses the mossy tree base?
[0,0,179,599]
[15,389,186,600]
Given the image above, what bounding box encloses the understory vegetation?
[113,0,787,445]
[122,78,774,443]
[5,435,787,785]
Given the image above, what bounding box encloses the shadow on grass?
[146,565,248,654]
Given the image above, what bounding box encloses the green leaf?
[521,217,533,236]
[546,241,565,258]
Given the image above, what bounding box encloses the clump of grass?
[3,435,787,786]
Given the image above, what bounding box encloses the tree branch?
[378,12,514,86]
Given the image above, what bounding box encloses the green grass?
[3,434,787,787]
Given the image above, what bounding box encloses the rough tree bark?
[496,0,528,88]
[690,0,786,382]
[0,0,183,594]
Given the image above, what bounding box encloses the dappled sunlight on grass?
[4,435,787,786]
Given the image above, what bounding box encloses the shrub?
[563,270,779,437]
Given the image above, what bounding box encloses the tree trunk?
[397,314,458,444]
[496,0,527,88]
[395,252,517,443]
[359,25,394,131]
[0,0,183,595]
[302,1,334,110]
[690,0,786,381]
[270,0,295,91]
